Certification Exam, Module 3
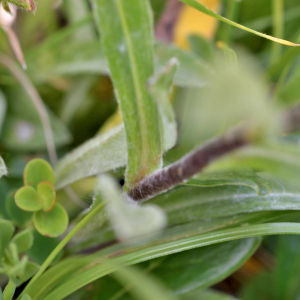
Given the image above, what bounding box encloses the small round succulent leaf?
[24,159,54,189]
[37,181,56,212]
[5,190,32,226]
[15,186,44,212]
[33,203,68,237]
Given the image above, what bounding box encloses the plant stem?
[127,126,254,202]
[155,0,184,43]
[271,0,284,63]
[18,202,106,299]
[220,0,239,44]
[0,54,57,165]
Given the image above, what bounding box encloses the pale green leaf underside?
[153,176,300,226]
[55,125,126,189]
[184,170,271,196]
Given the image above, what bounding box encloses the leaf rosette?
[15,159,68,237]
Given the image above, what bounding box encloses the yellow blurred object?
[174,0,220,49]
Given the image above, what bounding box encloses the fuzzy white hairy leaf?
[55,124,126,189]
[96,174,167,240]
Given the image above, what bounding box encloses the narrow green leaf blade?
[92,0,162,188]
[153,238,261,294]
[179,0,299,46]
[112,265,174,300]
[35,223,300,300]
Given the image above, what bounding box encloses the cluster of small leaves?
[15,159,68,237]
[0,219,37,300]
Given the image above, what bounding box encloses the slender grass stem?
[17,201,106,299]
[271,0,284,63]
[0,54,57,165]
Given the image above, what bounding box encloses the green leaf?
[278,63,300,105]
[37,182,56,212]
[5,190,33,226]
[178,0,299,46]
[20,295,32,300]
[274,235,300,300]
[18,262,40,283]
[29,223,300,300]
[111,265,174,300]
[0,90,7,135]
[34,203,68,237]
[155,43,212,88]
[241,272,274,300]
[18,211,291,298]
[97,175,166,240]
[181,289,237,300]
[152,175,300,226]
[0,219,14,261]
[27,22,211,89]
[26,230,63,265]
[24,159,54,188]
[188,35,215,64]
[59,77,96,125]
[92,0,162,188]
[55,125,126,189]
[1,87,71,152]
[0,157,7,179]
[184,170,271,196]
[149,58,178,151]
[15,187,43,212]
[11,229,34,253]
[210,142,300,185]
[3,281,16,300]
[153,238,261,294]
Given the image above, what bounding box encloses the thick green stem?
[18,202,106,299]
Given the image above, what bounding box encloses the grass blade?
[179,0,299,46]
